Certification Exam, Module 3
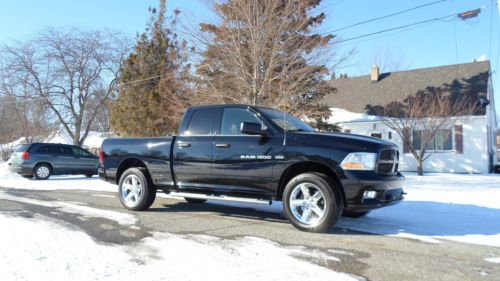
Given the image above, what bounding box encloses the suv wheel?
[34,164,51,180]
[283,173,341,233]
[118,167,156,211]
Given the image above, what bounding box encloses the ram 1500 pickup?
[99,104,404,232]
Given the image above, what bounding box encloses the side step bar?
[168,192,272,205]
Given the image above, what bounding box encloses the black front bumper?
[339,170,405,212]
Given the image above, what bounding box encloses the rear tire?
[118,167,156,211]
[85,174,94,178]
[342,210,370,218]
[184,198,207,204]
[282,173,341,233]
[34,164,51,180]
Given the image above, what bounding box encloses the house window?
[412,129,453,151]
[371,133,382,139]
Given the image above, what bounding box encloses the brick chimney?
[371,64,379,82]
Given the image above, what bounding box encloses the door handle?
[178,142,191,148]
[216,143,230,148]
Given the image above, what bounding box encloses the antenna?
[283,109,287,146]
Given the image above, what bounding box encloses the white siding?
[339,117,490,174]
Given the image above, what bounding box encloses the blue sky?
[0,0,499,112]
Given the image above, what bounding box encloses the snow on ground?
[0,191,136,225]
[1,161,500,247]
[328,108,380,124]
[0,162,115,192]
[485,257,500,264]
[338,173,500,247]
[0,214,361,281]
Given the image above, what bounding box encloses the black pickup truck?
[99,104,404,232]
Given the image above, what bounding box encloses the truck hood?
[288,131,395,152]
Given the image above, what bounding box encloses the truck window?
[221,108,263,135]
[184,108,218,135]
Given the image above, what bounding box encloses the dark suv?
[8,143,99,180]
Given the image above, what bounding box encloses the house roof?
[322,61,491,114]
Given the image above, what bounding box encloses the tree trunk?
[416,158,424,176]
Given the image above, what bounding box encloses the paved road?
[1,186,499,281]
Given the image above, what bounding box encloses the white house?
[323,61,497,174]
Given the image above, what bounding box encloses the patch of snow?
[92,194,116,198]
[0,192,136,225]
[328,108,380,124]
[0,214,361,281]
[338,173,500,247]
[476,54,487,62]
[484,257,500,264]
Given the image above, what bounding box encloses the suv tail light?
[99,148,104,165]
[22,151,29,160]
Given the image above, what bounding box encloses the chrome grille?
[377,149,399,174]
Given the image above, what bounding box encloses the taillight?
[99,148,104,165]
[22,152,29,160]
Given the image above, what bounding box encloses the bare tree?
[375,88,478,176]
[191,0,352,121]
[360,47,411,74]
[1,28,128,146]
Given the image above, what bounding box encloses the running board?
[168,192,272,205]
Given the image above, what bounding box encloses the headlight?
[340,152,377,170]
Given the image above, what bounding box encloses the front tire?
[34,164,51,180]
[118,167,156,211]
[282,173,341,233]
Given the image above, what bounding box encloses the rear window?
[184,108,218,135]
[36,146,51,154]
[14,144,31,152]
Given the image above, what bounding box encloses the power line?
[332,13,457,44]
[322,0,448,34]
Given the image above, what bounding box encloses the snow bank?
[0,214,360,281]
[328,108,380,124]
[0,162,116,192]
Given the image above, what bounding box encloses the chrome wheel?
[289,182,327,225]
[36,166,50,179]
[121,174,143,208]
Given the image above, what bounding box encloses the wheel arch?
[276,161,345,206]
[115,157,151,184]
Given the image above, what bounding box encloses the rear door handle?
[178,142,191,148]
[215,143,230,148]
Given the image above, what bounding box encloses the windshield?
[259,108,315,132]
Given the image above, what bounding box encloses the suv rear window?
[14,144,31,152]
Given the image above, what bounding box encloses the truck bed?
[100,137,175,187]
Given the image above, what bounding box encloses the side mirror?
[241,122,268,136]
